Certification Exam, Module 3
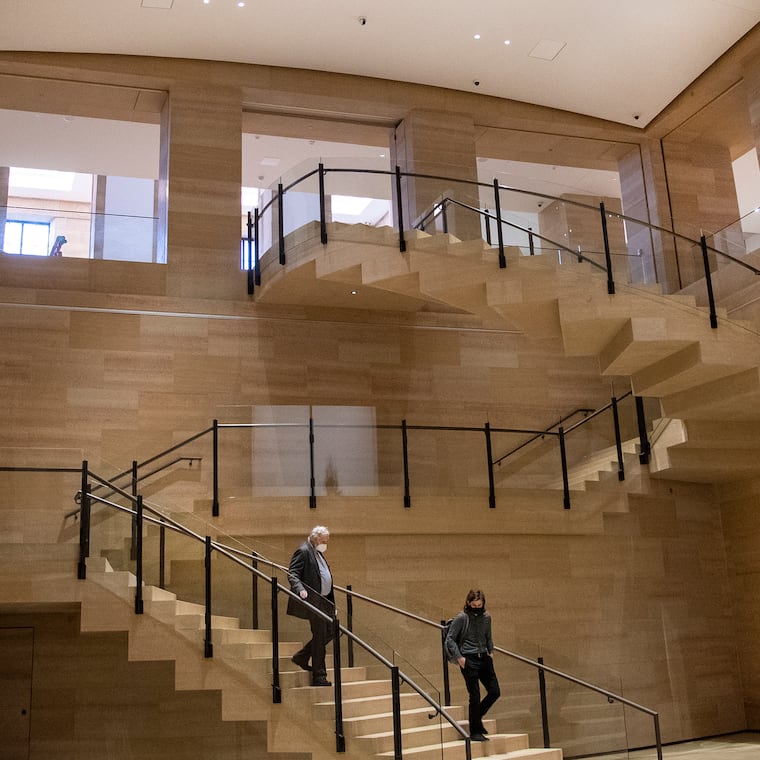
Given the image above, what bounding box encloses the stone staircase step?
[376,738,562,760]
[312,691,429,719]
[342,705,465,737]
[358,721,526,754]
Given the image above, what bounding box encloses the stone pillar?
[162,82,244,300]
[618,143,679,291]
[660,138,741,288]
[744,49,760,160]
[391,109,481,241]
[91,175,106,259]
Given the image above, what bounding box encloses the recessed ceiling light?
[351,290,358,295]
[237,1,245,6]
[504,40,511,46]
[473,34,481,40]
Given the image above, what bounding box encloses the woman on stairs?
[445,589,501,742]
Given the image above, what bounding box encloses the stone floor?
[590,733,760,760]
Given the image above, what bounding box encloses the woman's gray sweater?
[445,610,493,661]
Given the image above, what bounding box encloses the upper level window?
[4,220,51,256]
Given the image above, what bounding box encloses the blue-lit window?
[4,220,51,255]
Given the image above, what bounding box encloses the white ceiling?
[3,0,760,128]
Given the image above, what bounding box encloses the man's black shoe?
[312,677,332,687]
[470,733,489,742]
[291,655,311,672]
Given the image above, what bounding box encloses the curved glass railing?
[243,162,760,341]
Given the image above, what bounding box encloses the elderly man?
[287,525,335,686]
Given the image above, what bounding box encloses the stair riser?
[313,692,428,720]
[344,707,465,737]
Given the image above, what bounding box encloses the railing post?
[401,419,411,508]
[391,665,403,760]
[528,227,535,255]
[319,162,328,245]
[246,209,254,295]
[635,396,650,465]
[130,459,138,561]
[395,166,407,253]
[599,201,615,295]
[538,656,550,748]
[212,419,219,517]
[159,518,166,589]
[77,460,90,580]
[441,620,452,706]
[492,179,506,268]
[309,416,317,509]
[611,396,625,481]
[700,234,719,328]
[346,584,355,668]
[278,181,286,265]
[271,577,281,703]
[135,495,144,615]
[441,200,448,234]
[559,427,571,509]
[654,713,663,760]
[253,207,261,286]
[332,610,346,752]
[484,207,492,246]
[251,553,260,629]
[484,422,496,508]
[204,535,213,658]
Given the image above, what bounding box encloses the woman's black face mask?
[467,605,485,616]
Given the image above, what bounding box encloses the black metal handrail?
[416,195,608,274]
[4,459,660,758]
[60,393,643,520]
[171,529,663,760]
[492,407,595,467]
[140,529,662,760]
[246,162,760,326]
[76,469,472,760]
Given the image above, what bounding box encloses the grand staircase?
[255,222,760,484]
[81,555,563,760]
[6,220,753,759]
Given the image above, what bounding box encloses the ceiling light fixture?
[473,34,481,40]
[504,39,511,45]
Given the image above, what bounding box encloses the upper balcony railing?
[243,163,760,333]
[1,204,161,263]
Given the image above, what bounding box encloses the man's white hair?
[309,525,330,541]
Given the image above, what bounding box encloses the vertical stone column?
[162,82,244,300]
[660,138,741,288]
[91,175,106,259]
[744,49,760,162]
[391,109,481,242]
[618,143,679,291]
